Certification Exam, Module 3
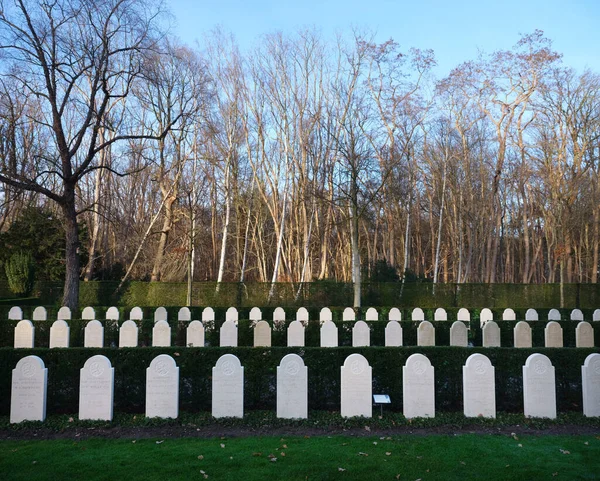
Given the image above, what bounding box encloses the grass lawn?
[1,434,599,480]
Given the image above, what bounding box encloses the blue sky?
[168,0,600,77]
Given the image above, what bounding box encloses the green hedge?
[0,346,597,417]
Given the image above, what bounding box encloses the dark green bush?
[5,252,35,296]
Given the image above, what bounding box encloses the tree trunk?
[62,184,80,310]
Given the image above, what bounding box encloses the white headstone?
[154,306,168,323]
[220,320,238,347]
[226,307,238,323]
[152,320,171,347]
[388,308,401,321]
[480,308,493,325]
[287,320,305,347]
[178,307,191,321]
[523,353,556,418]
[548,309,561,321]
[457,308,470,322]
[320,320,338,347]
[81,306,95,320]
[571,309,584,321]
[412,308,425,321]
[105,306,119,321]
[79,355,114,421]
[525,308,538,321]
[186,320,205,347]
[434,308,447,321]
[10,356,47,423]
[296,307,309,322]
[146,354,179,419]
[277,354,308,419]
[502,308,516,321]
[202,307,215,322]
[417,321,435,346]
[32,306,47,321]
[482,321,501,347]
[463,354,496,418]
[119,320,138,347]
[130,306,143,321]
[84,320,104,348]
[14,320,34,348]
[582,353,600,417]
[594,309,600,322]
[450,321,468,347]
[253,320,272,347]
[352,321,370,347]
[57,306,71,320]
[8,306,23,320]
[514,321,532,348]
[273,307,286,322]
[320,307,333,322]
[365,307,378,321]
[403,353,434,419]
[212,354,243,418]
[249,307,262,321]
[49,320,70,348]
[385,321,403,346]
[342,307,355,321]
[545,321,563,348]
[576,321,594,348]
[340,354,372,418]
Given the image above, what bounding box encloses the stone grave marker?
[412,308,425,321]
[403,353,434,418]
[576,321,594,348]
[582,353,600,417]
[434,308,447,321]
[450,321,468,347]
[154,307,168,323]
[249,307,262,322]
[212,354,243,418]
[388,308,401,321]
[571,309,584,321]
[152,320,171,347]
[146,354,179,419]
[457,308,470,322]
[14,320,34,348]
[502,308,516,321]
[202,307,215,322]
[10,356,47,423]
[119,320,138,347]
[186,321,205,347]
[352,321,370,347]
[79,355,114,421]
[130,306,143,321]
[57,306,71,320]
[514,321,532,348]
[594,309,600,322]
[287,321,305,347]
[220,320,238,347]
[482,321,501,347]
[342,307,355,321]
[225,307,238,323]
[548,309,561,321]
[178,307,191,321]
[8,306,23,320]
[480,308,493,325]
[365,307,378,321]
[545,321,563,348]
[385,321,402,346]
[417,321,435,346]
[81,307,95,320]
[84,320,104,348]
[273,307,286,322]
[105,306,119,320]
[253,320,272,347]
[341,354,372,418]
[523,353,556,418]
[32,306,47,321]
[525,308,538,321]
[320,320,338,347]
[463,353,496,418]
[296,307,309,322]
[49,320,69,348]
[320,307,333,322]
[277,354,308,419]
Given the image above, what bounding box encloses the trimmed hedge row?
[1,281,600,309]
[0,346,597,416]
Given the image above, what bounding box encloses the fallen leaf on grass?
[386,452,391,456]
[280,452,286,457]
[156,440,164,445]
[395,475,401,480]
[338,468,346,472]
[460,461,466,465]
[282,444,287,449]
[584,442,589,446]
[517,444,523,448]
[197,455,204,460]
[200,470,206,474]
[32,461,37,465]
[559,449,570,455]
[358,452,369,457]
[252,453,262,457]
[364,426,371,431]
[68,417,74,423]
[552,473,558,477]
[416,456,422,460]
[270,458,277,463]
[132,441,136,444]
[174,352,180,357]
[373,442,378,445]
[220,444,225,448]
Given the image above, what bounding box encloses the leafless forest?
[1,1,599,307]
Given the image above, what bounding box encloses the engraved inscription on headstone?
[146,354,179,419]
[10,355,48,423]
[340,354,372,418]
[463,353,495,418]
[212,354,243,418]
[79,355,114,421]
[277,354,308,419]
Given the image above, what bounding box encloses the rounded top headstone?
[570,309,584,321]
[405,353,432,372]
[434,308,447,321]
[548,309,561,321]
[388,308,401,321]
[215,353,241,374]
[320,307,333,321]
[465,353,493,374]
[149,354,177,376]
[457,308,470,321]
[502,308,516,321]
[178,307,191,321]
[83,354,112,374]
[296,307,309,322]
[342,353,370,374]
[412,308,424,321]
[130,307,143,320]
[365,308,378,321]
[15,355,45,375]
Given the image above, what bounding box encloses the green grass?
[2,434,600,480]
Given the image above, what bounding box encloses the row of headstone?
[12,318,596,349]
[12,352,600,423]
